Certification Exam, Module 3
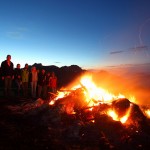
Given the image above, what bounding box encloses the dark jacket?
[1,60,14,77]
[38,72,46,86]
[14,68,22,81]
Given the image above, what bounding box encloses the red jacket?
[49,76,57,88]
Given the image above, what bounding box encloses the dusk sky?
[0,0,150,69]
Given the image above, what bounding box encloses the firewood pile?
[0,88,150,150]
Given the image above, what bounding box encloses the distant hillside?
[29,63,86,88]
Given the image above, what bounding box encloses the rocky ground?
[1,95,150,150]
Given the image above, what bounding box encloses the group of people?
[0,54,57,100]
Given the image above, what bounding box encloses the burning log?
[54,88,89,114]
[112,98,130,118]
[5,98,45,115]
[128,103,149,131]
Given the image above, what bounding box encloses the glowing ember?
[144,109,150,118]
[107,110,118,121]
[49,100,55,105]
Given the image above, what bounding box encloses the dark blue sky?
[0,0,150,69]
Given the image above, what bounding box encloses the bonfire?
[49,74,146,124]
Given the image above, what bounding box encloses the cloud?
[110,45,149,55]
[129,45,149,52]
[7,31,22,39]
[6,27,28,39]
[110,50,124,55]
[17,27,28,32]
[54,62,61,63]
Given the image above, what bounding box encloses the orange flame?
[144,109,150,118]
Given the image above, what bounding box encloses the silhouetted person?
[38,69,47,100]
[14,64,22,97]
[21,63,29,98]
[49,71,57,94]
[0,67,3,90]
[29,66,38,99]
[1,55,14,98]
[46,71,51,100]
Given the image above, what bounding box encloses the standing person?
[14,64,22,97]
[0,66,3,90]
[29,66,38,99]
[1,55,14,98]
[46,71,51,100]
[49,72,57,94]
[37,69,47,100]
[21,63,29,98]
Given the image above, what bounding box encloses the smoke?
[91,68,150,106]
